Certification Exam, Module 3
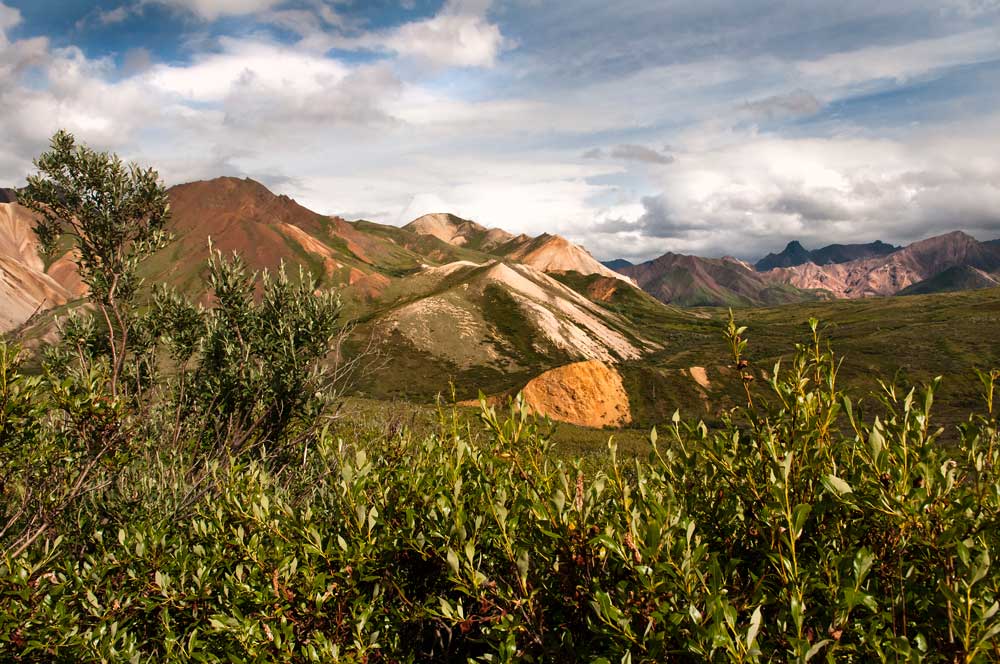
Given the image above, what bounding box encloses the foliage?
[148,249,344,450]
[2,316,1000,662]
[18,130,170,397]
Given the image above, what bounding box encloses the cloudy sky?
[1,0,999,261]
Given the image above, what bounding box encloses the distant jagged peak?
[755,238,898,271]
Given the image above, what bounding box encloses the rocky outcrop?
[521,360,632,428]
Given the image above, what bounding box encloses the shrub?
[1,319,999,662]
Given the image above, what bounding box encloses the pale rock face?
[503,234,637,285]
[0,203,77,332]
[405,213,514,250]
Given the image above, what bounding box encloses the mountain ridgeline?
[0,177,681,411]
[754,240,899,271]
[1,175,998,418]
[607,232,1000,306]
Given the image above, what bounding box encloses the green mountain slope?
[345,260,672,401]
[615,252,821,307]
[897,264,1000,295]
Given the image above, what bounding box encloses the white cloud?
[797,27,1000,89]
[588,124,1000,260]
[2,0,1000,267]
[147,39,352,102]
[384,12,504,68]
[337,0,506,69]
[0,2,20,33]
[148,0,287,21]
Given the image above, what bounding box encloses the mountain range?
[754,240,899,271]
[609,232,1000,306]
[0,178,677,406]
[1,176,998,420]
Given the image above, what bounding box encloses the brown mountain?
[155,178,478,300]
[897,265,1000,296]
[764,231,1000,298]
[405,213,632,283]
[501,233,635,283]
[616,252,818,307]
[404,213,515,252]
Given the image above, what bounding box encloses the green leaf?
[446,548,460,576]
[746,606,762,650]
[853,548,874,583]
[822,474,853,496]
[516,549,529,580]
[792,503,812,538]
[804,639,831,661]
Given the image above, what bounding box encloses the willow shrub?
[2,319,1000,663]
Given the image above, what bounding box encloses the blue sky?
[1,0,999,260]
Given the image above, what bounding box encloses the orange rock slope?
[521,360,632,428]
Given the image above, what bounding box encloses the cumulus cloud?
[588,128,1000,260]
[3,0,1000,266]
[0,3,19,32]
[337,0,506,69]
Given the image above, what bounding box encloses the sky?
[1,0,999,261]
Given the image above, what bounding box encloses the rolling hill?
[404,213,516,252]
[346,258,669,400]
[5,175,999,428]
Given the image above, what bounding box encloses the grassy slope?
[621,287,1000,432]
[339,286,1000,458]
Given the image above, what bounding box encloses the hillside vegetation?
[4,305,1000,661]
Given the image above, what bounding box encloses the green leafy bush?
[2,318,999,662]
